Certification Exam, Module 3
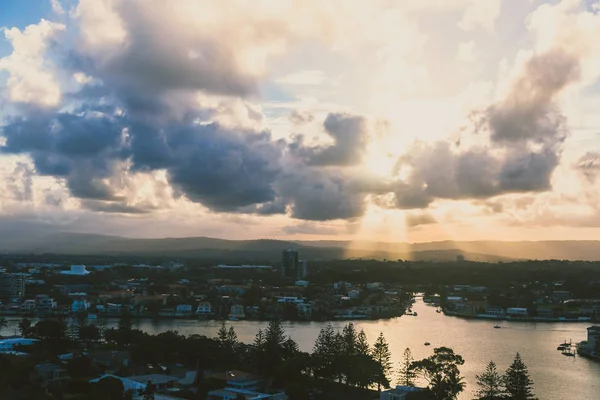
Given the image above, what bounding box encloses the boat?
[413,312,418,316]
[562,350,575,357]
[493,325,501,329]
[424,342,430,346]
[557,346,567,350]
[228,317,238,321]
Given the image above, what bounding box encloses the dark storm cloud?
[293,113,369,166]
[276,166,371,221]
[575,152,600,183]
[1,108,127,201]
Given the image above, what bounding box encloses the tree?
[341,323,358,355]
[371,332,393,392]
[503,353,536,400]
[18,318,32,337]
[398,348,416,387]
[0,317,7,335]
[312,324,339,381]
[474,361,503,400]
[412,347,465,400]
[142,380,155,400]
[34,319,66,340]
[356,329,370,355]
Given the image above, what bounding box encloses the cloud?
[289,110,315,125]
[282,222,338,235]
[0,19,65,107]
[276,70,327,86]
[575,152,600,183]
[458,0,501,32]
[51,0,65,15]
[405,211,436,227]
[392,48,582,209]
[292,113,369,166]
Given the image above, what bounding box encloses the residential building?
[36,295,58,312]
[281,249,299,279]
[175,304,193,316]
[127,374,178,392]
[72,299,91,313]
[196,301,212,315]
[229,304,245,319]
[380,385,428,400]
[586,326,600,351]
[21,299,36,312]
[208,388,286,400]
[61,265,91,275]
[0,338,39,353]
[299,260,308,279]
[0,273,26,300]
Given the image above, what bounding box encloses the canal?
[2,298,600,399]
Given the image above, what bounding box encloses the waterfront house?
[175,304,193,316]
[296,303,312,318]
[196,301,212,315]
[229,304,245,319]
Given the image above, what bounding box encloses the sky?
[0,0,600,243]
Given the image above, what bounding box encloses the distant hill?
[0,231,599,261]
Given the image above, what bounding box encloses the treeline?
[5,315,539,400]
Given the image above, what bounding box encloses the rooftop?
[127,374,179,385]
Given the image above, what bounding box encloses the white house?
[196,302,212,315]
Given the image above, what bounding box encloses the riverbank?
[443,310,597,323]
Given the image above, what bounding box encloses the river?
[2,299,600,400]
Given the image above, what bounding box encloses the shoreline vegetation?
[1,313,542,400]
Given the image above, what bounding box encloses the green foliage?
[398,347,416,387]
[34,319,66,340]
[412,347,465,400]
[371,332,393,391]
[312,324,339,380]
[18,318,31,336]
[503,353,536,400]
[91,376,124,400]
[474,361,503,400]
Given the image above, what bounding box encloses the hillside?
[0,231,599,261]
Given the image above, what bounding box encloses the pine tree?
[356,329,370,355]
[341,323,358,355]
[217,321,228,343]
[371,332,393,392]
[503,353,536,400]
[474,361,503,400]
[312,324,339,380]
[397,348,416,387]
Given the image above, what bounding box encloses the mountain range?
[0,231,599,261]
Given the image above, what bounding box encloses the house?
[72,298,91,313]
[208,388,287,400]
[20,299,36,312]
[175,304,193,316]
[36,363,70,388]
[380,386,429,400]
[229,304,245,319]
[35,295,57,312]
[0,337,40,353]
[196,301,212,315]
[127,374,179,391]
